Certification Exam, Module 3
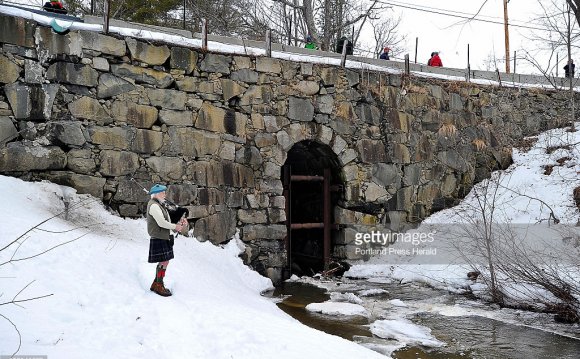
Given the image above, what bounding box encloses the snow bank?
[0,175,385,359]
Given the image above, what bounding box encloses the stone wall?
[0,14,576,282]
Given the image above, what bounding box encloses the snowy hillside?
[0,176,385,359]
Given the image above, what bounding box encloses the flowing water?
[269,280,580,358]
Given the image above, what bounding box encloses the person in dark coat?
[428,52,443,67]
[147,184,186,297]
[564,60,575,78]
[305,35,317,50]
[43,1,68,14]
[379,47,390,60]
[336,36,353,55]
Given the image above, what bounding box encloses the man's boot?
[150,264,172,297]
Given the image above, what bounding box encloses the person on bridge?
[43,1,68,14]
[428,52,443,67]
[564,60,575,78]
[147,184,187,297]
[305,35,317,50]
[379,47,390,60]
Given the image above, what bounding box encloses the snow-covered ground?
[0,176,387,359]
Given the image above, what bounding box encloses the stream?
[268,279,580,358]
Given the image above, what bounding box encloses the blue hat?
[149,184,167,195]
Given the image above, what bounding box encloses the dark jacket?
[564,63,575,78]
[336,37,353,55]
[379,52,390,60]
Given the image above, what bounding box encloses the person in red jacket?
[428,52,443,67]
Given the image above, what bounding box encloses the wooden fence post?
[340,41,347,68]
[103,0,110,34]
[404,54,410,76]
[266,29,272,57]
[201,19,208,51]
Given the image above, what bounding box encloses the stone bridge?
[0,13,576,283]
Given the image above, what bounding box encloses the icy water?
[270,281,580,358]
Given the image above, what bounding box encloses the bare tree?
[370,13,406,59]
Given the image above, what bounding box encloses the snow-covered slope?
[0,176,385,359]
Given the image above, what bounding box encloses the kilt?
[148,237,174,263]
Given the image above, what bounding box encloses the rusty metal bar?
[290,175,324,181]
[323,168,331,271]
[283,165,292,271]
[290,223,324,229]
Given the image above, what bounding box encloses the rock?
[392,144,411,164]
[194,211,237,244]
[68,96,112,124]
[0,54,21,84]
[438,150,470,172]
[79,31,126,56]
[403,164,421,186]
[292,80,319,95]
[242,224,286,241]
[43,172,105,199]
[24,60,43,84]
[235,146,262,165]
[46,62,99,87]
[256,57,282,73]
[264,115,287,133]
[221,79,245,101]
[0,143,66,172]
[450,93,463,110]
[259,178,283,195]
[365,182,389,202]
[132,129,163,154]
[345,70,360,87]
[372,163,401,187]
[320,67,340,86]
[92,57,109,72]
[287,97,314,122]
[254,133,276,148]
[356,103,381,126]
[0,15,35,48]
[111,101,158,129]
[199,53,231,74]
[166,127,221,157]
[146,156,184,180]
[0,117,18,147]
[315,95,334,114]
[231,69,259,83]
[50,121,86,147]
[146,88,186,110]
[276,131,293,151]
[126,37,170,65]
[301,63,313,76]
[67,149,96,174]
[34,27,82,61]
[111,63,174,88]
[97,73,135,99]
[89,126,132,149]
[4,83,59,120]
[99,150,140,176]
[159,110,194,126]
[339,149,358,165]
[357,139,388,164]
[238,209,268,224]
[196,102,246,137]
[115,179,150,203]
[166,184,197,206]
[268,208,286,223]
[239,85,273,108]
[170,47,198,74]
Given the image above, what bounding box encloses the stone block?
[242,224,286,241]
[166,184,197,206]
[231,69,259,83]
[199,53,231,74]
[166,127,221,157]
[315,95,334,114]
[35,27,82,60]
[287,97,314,122]
[146,88,186,110]
[170,47,198,74]
[239,85,273,108]
[196,102,246,137]
[67,149,96,174]
[194,210,237,244]
[235,146,262,165]
[0,15,35,48]
[92,57,109,72]
[238,209,268,224]
[0,117,18,147]
[291,80,319,95]
[256,57,282,73]
[69,96,112,123]
[50,121,86,147]
[357,139,388,164]
[132,129,163,154]
[89,126,132,149]
[254,133,276,148]
[43,171,105,199]
[159,110,194,126]
[372,163,401,187]
[268,208,286,223]
[0,143,66,172]
[97,73,136,99]
[0,54,21,84]
[4,83,59,120]
[24,60,44,84]
[392,144,411,164]
[99,150,140,176]
[146,156,184,180]
[111,101,158,129]
[221,79,245,101]
[79,31,126,56]
[438,150,470,172]
[320,67,340,86]
[111,63,174,88]
[46,62,99,87]
[126,37,170,65]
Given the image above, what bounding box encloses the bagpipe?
[160,199,190,225]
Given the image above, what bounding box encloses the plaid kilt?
[148,237,174,263]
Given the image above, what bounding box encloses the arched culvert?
[282,140,343,277]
